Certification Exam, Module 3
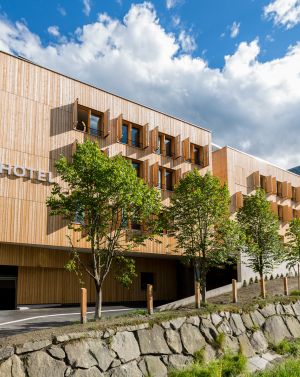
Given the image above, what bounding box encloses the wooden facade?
[0,52,211,305]
[213,146,300,282]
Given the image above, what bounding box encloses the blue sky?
[0,0,300,168]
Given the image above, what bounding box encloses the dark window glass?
[277,182,282,196]
[90,114,101,136]
[260,176,266,190]
[77,108,88,132]
[132,162,140,177]
[166,170,173,191]
[194,146,201,165]
[141,272,154,290]
[131,221,141,230]
[121,124,128,144]
[158,169,162,189]
[74,207,85,225]
[131,127,140,147]
[165,137,172,157]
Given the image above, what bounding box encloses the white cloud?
[178,30,196,52]
[57,4,66,16]
[47,25,60,37]
[264,0,300,29]
[0,2,300,168]
[83,0,91,16]
[166,0,181,10]
[230,21,240,38]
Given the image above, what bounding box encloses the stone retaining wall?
[2,301,300,377]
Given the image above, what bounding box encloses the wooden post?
[284,277,288,296]
[80,287,87,324]
[260,277,266,299]
[232,279,237,303]
[195,281,201,309]
[147,284,153,315]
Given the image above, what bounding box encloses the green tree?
[237,189,283,297]
[285,218,300,290]
[47,140,161,319]
[168,170,242,303]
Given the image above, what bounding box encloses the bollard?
[80,287,87,324]
[260,278,266,299]
[195,281,201,309]
[147,284,153,315]
[232,279,237,303]
[284,277,288,296]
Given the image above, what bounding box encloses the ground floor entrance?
[0,266,18,309]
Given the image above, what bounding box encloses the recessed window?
[121,124,129,144]
[165,170,173,191]
[260,175,266,190]
[278,205,283,221]
[90,113,102,136]
[292,187,297,201]
[76,106,103,136]
[165,137,172,157]
[193,146,201,165]
[277,182,283,197]
[131,127,140,148]
[131,161,141,178]
[141,272,154,291]
[158,168,162,189]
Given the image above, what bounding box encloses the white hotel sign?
[0,162,54,183]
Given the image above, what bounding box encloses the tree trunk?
[200,272,207,304]
[260,273,266,299]
[298,264,300,291]
[94,285,102,320]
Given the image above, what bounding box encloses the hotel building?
[0,51,214,308]
[213,146,300,282]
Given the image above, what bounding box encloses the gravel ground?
[208,276,300,305]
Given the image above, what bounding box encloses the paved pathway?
[0,305,140,337]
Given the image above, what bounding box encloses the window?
[165,170,173,191]
[74,204,85,225]
[260,175,266,190]
[277,181,283,197]
[292,186,297,201]
[131,160,141,178]
[157,133,174,157]
[165,137,173,157]
[76,105,103,136]
[141,272,154,291]
[193,146,201,165]
[278,205,283,221]
[131,127,140,148]
[158,168,162,189]
[121,124,129,144]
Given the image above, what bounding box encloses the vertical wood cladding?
[0,52,211,253]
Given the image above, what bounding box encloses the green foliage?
[284,219,300,275]
[290,290,300,296]
[167,170,243,302]
[168,353,247,377]
[193,348,205,363]
[114,256,137,288]
[272,339,300,357]
[254,358,300,377]
[237,189,283,278]
[213,332,226,351]
[47,140,161,318]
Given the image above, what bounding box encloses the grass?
[271,339,300,357]
[290,290,300,296]
[168,353,247,377]
[254,359,300,377]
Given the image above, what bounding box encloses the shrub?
[254,358,300,377]
[290,290,300,296]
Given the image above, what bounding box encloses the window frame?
[120,120,143,148]
[75,104,104,137]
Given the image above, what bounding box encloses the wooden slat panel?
[235,191,243,210]
[174,135,181,159]
[72,98,78,129]
[103,109,110,138]
[141,159,149,184]
[272,177,277,195]
[296,187,300,203]
[151,162,159,187]
[116,114,122,142]
[270,201,278,216]
[253,171,260,188]
[150,126,158,153]
[202,145,209,168]
[142,123,149,149]
[182,138,190,161]
[283,205,293,222]
[265,176,273,194]
[282,182,289,198]
[174,168,181,186]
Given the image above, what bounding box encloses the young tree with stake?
[167,170,242,303]
[237,189,283,298]
[285,218,300,290]
[47,140,161,320]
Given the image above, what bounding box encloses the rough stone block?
[169,317,186,330]
[143,356,168,377]
[285,316,300,337]
[165,329,182,354]
[249,330,268,353]
[186,316,200,327]
[211,313,222,327]
[111,331,140,363]
[73,367,103,377]
[137,325,171,355]
[16,339,52,354]
[65,339,115,371]
[229,313,246,336]
[200,319,218,343]
[26,351,67,377]
[238,333,255,358]
[0,355,25,377]
[109,361,142,377]
[241,313,254,330]
[259,304,276,318]
[292,302,300,316]
[0,346,14,361]
[250,310,265,328]
[47,346,65,360]
[180,324,206,355]
[263,316,291,345]
[168,355,193,370]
